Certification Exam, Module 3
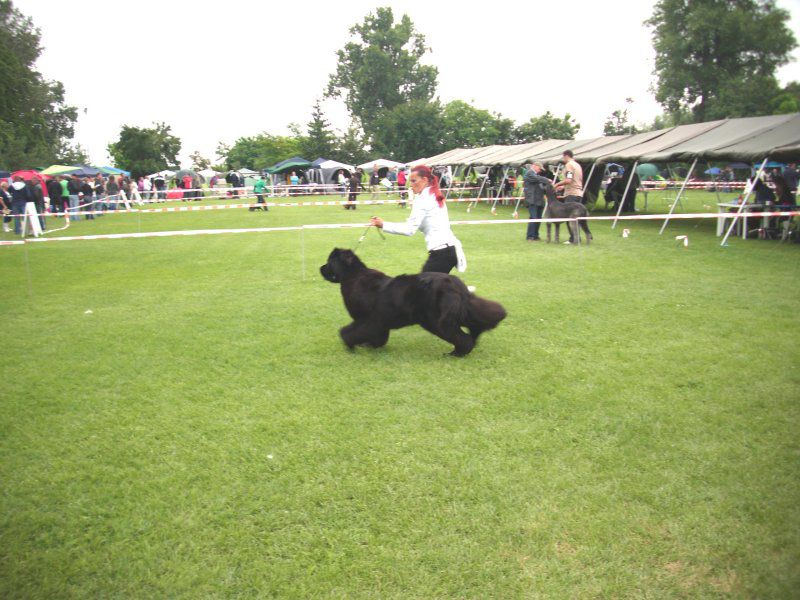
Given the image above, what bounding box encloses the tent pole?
[469,167,487,212]
[583,161,598,206]
[721,157,768,246]
[490,166,509,215]
[612,160,638,229]
[659,157,697,234]
[444,165,454,201]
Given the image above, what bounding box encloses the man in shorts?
[553,150,583,204]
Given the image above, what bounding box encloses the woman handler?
[370,165,466,274]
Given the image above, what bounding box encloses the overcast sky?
[15,0,800,167]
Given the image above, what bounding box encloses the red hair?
[411,165,445,207]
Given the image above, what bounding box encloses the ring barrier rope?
[2,210,796,247]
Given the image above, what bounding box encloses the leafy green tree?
[514,111,580,142]
[107,122,181,178]
[0,0,78,169]
[770,81,800,114]
[300,100,337,159]
[646,0,797,122]
[225,134,302,171]
[440,100,515,147]
[372,100,443,161]
[56,142,90,165]
[326,7,438,141]
[332,121,371,166]
[189,151,211,171]
[603,98,638,135]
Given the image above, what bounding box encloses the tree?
[326,6,438,141]
[770,81,800,114]
[332,121,371,166]
[514,112,580,142]
[225,134,302,171]
[189,151,211,171]
[646,0,797,122]
[0,0,79,169]
[372,100,444,161]
[300,100,337,160]
[56,142,90,165]
[107,122,181,178]
[440,100,515,147]
[603,98,638,136]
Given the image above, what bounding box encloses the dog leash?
[355,224,385,246]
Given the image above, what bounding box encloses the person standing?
[9,176,31,235]
[79,177,95,220]
[370,165,466,274]
[106,175,120,211]
[29,178,46,231]
[523,162,555,242]
[783,163,798,195]
[142,175,152,201]
[93,174,106,214]
[46,176,63,216]
[397,166,407,208]
[553,150,583,204]
[67,174,82,220]
[250,176,268,211]
[346,169,361,210]
[369,164,380,199]
[0,180,12,232]
[153,173,166,201]
[59,175,70,216]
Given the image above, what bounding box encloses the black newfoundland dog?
[320,248,506,356]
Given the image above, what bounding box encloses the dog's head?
[320,248,366,283]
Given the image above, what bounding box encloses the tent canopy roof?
[358,158,405,171]
[267,157,311,174]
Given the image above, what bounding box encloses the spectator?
[59,175,70,215]
[106,175,121,211]
[553,150,583,204]
[523,162,554,242]
[29,178,46,231]
[67,174,82,220]
[9,176,31,235]
[250,176,268,211]
[153,173,166,201]
[337,170,347,197]
[0,180,12,232]
[783,163,798,195]
[79,177,95,220]
[289,171,299,196]
[397,166,407,208]
[93,174,106,214]
[346,169,361,210]
[46,176,63,216]
[369,164,380,199]
[142,175,152,201]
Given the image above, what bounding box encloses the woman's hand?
[370,216,384,228]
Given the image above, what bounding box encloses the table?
[717,202,764,238]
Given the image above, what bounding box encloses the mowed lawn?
[1,194,798,598]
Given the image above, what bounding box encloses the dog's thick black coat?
[320,248,506,356]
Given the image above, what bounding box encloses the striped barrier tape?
[3,211,797,246]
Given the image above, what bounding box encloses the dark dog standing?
[320,248,506,356]
[544,199,593,244]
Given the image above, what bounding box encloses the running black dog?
[320,248,506,356]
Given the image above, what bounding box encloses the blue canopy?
[66,164,102,177]
[310,157,328,168]
[705,167,721,175]
[99,165,131,176]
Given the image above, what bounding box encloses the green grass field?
[1,190,799,598]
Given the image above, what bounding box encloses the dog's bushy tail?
[466,295,507,331]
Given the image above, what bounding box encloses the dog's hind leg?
[580,221,592,244]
